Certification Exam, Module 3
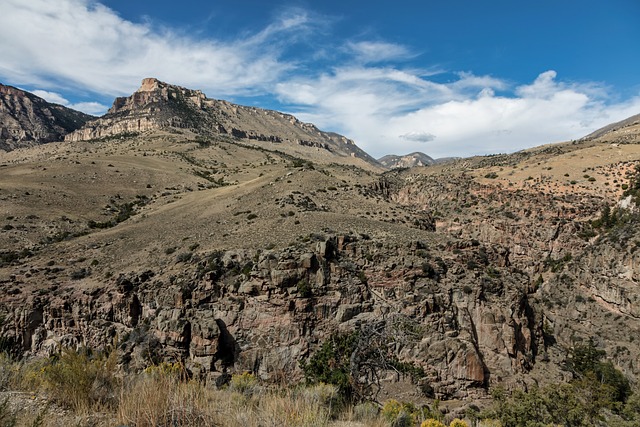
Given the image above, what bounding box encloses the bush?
[448,419,468,427]
[229,372,258,395]
[421,420,446,427]
[0,397,17,427]
[297,279,312,298]
[40,347,119,410]
[351,401,379,422]
[382,400,417,426]
[301,332,357,400]
[175,252,192,263]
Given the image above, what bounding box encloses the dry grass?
[118,375,340,427]
[0,352,404,427]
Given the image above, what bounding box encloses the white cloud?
[0,0,308,97]
[31,90,69,105]
[278,68,640,158]
[30,89,108,115]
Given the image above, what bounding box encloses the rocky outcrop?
[0,235,543,400]
[64,78,216,142]
[0,84,93,151]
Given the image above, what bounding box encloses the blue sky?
[1,0,639,158]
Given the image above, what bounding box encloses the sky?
[1,0,639,159]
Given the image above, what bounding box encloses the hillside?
[1,83,640,424]
[0,84,94,151]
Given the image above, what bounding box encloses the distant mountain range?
[377,151,459,169]
[3,77,640,167]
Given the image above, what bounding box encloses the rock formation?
[0,84,93,151]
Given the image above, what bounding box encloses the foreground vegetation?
[0,341,638,426]
[0,347,465,427]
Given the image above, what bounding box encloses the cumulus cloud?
[278,68,640,158]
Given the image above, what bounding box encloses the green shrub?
[301,332,357,400]
[0,397,17,427]
[175,252,192,263]
[297,280,312,298]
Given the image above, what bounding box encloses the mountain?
[66,78,381,168]
[1,81,640,423]
[0,83,94,151]
[378,151,436,169]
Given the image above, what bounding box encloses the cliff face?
[64,78,215,141]
[65,78,381,167]
[2,234,543,400]
[0,84,93,151]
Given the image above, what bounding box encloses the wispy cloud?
[346,41,413,63]
[0,0,309,97]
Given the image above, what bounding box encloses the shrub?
[382,400,416,426]
[351,401,379,422]
[301,332,357,399]
[229,372,258,395]
[421,420,446,427]
[175,252,192,263]
[297,279,312,298]
[40,347,119,411]
[448,419,468,427]
[0,397,17,427]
